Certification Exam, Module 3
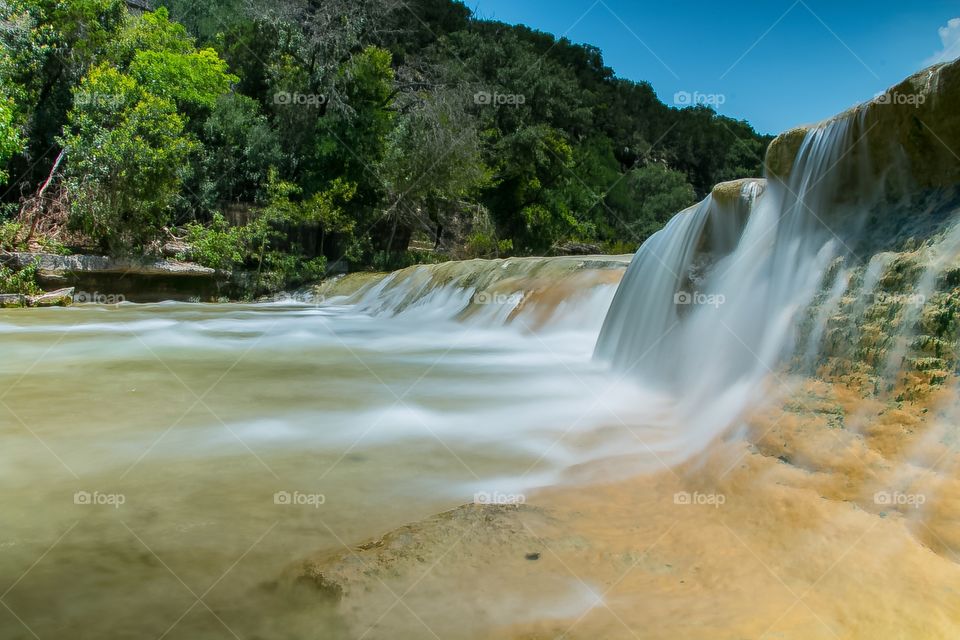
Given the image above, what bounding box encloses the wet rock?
[765,127,810,179]
[27,287,74,307]
[0,293,26,308]
[710,178,766,206]
[765,58,960,197]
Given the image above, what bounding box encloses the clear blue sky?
[468,0,960,134]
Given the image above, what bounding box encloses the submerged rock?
[289,503,588,638]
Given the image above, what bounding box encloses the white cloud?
[924,17,960,67]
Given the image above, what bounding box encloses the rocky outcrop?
[1,252,218,279]
[764,127,809,180]
[0,287,74,308]
[710,178,766,206]
[0,252,227,302]
[765,58,960,196]
[289,503,585,638]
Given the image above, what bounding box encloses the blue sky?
[468,0,960,134]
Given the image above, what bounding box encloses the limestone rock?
[0,293,26,308]
[27,288,74,307]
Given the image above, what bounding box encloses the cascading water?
[594,108,912,449]
[4,59,960,640]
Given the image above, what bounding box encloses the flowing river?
[4,60,960,639]
[0,260,662,639]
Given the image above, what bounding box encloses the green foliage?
[465,232,513,259]
[2,0,771,286]
[1,0,128,187]
[0,98,23,185]
[61,66,195,252]
[59,7,236,253]
[0,221,27,251]
[0,258,42,295]
[313,46,395,198]
[239,172,355,293]
[180,212,245,271]
[618,164,697,241]
[200,93,281,204]
[129,49,236,112]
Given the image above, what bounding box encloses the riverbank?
[294,376,960,639]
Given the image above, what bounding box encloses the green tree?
[0,0,127,191]
[199,93,282,206]
[0,97,23,185]
[60,7,237,252]
[61,66,195,252]
[380,89,490,252]
[620,164,697,241]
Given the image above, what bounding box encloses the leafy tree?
[199,93,282,206]
[59,7,236,252]
[619,164,697,241]
[380,89,490,251]
[179,212,245,270]
[0,97,23,185]
[0,0,127,191]
[60,67,195,252]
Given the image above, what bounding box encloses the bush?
[180,212,246,271]
[0,259,42,295]
[464,231,512,259]
[0,221,26,251]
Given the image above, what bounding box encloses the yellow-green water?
[0,279,645,639]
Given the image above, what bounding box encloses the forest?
[0,0,771,294]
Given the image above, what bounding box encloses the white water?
[5,80,960,638]
[1,262,671,639]
[595,114,881,452]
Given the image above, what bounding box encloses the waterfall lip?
[317,255,633,333]
[594,103,905,466]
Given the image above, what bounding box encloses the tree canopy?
[0,0,773,292]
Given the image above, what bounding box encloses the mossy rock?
[765,127,810,179]
[710,178,766,206]
[0,294,26,308]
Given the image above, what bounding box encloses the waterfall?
[320,255,631,333]
[593,112,884,443]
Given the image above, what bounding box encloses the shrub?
[180,212,246,271]
[0,259,42,295]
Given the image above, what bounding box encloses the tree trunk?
[25,149,66,245]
